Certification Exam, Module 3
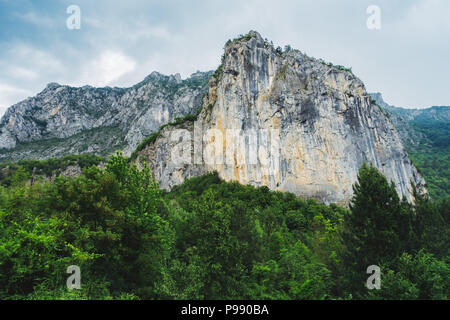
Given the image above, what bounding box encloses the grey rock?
[0,71,212,161]
[369,93,450,151]
[135,31,425,204]
[0,30,429,204]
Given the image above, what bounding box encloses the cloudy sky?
[0,0,449,116]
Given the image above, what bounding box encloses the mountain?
[1,31,441,204]
[133,31,425,204]
[370,93,450,150]
[370,93,450,200]
[0,71,211,162]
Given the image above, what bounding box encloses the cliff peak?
[44,82,61,90]
[134,32,425,204]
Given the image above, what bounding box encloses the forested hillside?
[407,118,449,201]
[370,93,450,201]
[0,154,448,300]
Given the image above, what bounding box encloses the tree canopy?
[0,156,448,300]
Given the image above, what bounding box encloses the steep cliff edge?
[370,92,450,151]
[368,93,449,200]
[135,31,425,204]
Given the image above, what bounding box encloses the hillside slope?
[370,93,449,200]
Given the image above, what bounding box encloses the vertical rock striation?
[136,31,425,204]
[0,71,211,161]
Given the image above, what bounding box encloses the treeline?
[0,154,104,187]
[0,155,448,300]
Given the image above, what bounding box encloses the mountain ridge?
[369,93,449,200]
[1,31,446,203]
[0,70,212,161]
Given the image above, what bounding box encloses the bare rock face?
[136,31,425,204]
[0,71,210,161]
[370,92,450,152]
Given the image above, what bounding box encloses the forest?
[407,119,450,201]
[0,153,448,300]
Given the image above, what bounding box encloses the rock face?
[136,31,425,204]
[370,92,450,151]
[0,71,211,161]
[0,30,428,204]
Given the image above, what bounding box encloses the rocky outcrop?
[370,93,450,151]
[0,71,211,161]
[0,30,428,204]
[135,31,425,204]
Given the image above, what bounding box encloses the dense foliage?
[0,156,448,300]
[338,163,449,299]
[0,154,104,187]
[407,120,450,201]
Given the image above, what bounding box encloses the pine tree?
[342,163,412,296]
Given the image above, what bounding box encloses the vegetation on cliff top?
[130,112,201,161]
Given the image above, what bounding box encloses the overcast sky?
[0,0,449,116]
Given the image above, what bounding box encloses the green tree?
[341,163,414,297]
[368,251,449,300]
[411,185,449,259]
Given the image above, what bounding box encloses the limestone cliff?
[0,71,211,162]
[370,92,450,152]
[135,31,425,204]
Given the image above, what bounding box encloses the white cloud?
[0,0,448,116]
[0,43,66,117]
[0,84,32,115]
[11,44,63,72]
[7,66,38,80]
[15,11,56,28]
[399,0,450,33]
[79,51,136,87]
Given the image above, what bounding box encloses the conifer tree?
[342,163,411,296]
